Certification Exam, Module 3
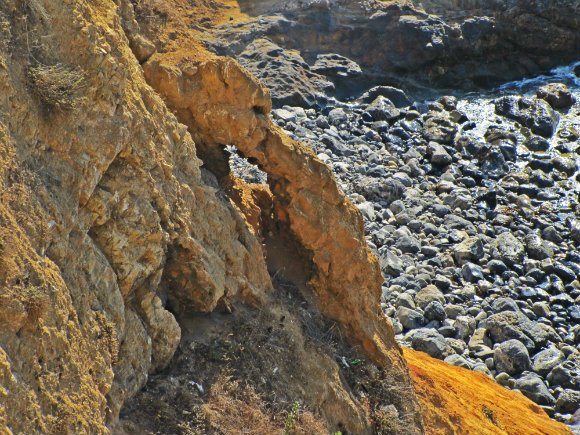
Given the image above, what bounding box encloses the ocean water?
[457,60,580,198]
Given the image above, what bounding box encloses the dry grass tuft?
[202,374,280,434]
[202,373,327,435]
[27,63,85,111]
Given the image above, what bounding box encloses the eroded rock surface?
[0,0,576,434]
[0,0,271,432]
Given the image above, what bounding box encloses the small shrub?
[284,401,300,435]
[27,63,86,111]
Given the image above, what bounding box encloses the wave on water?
[499,60,580,94]
[456,60,580,195]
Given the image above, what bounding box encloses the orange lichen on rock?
[404,348,572,435]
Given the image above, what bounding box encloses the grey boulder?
[493,339,531,375]
[514,372,555,406]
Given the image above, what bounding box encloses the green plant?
[284,401,300,435]
[27,63,86,111]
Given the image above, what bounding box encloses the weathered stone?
[358,86,411,108]
[424,301,447,322]
[428,141,452,166]
[415,285,446,310]
[423,112,458,144]
[524,234,553,260]
[555,389,580,414]
[491,232,525,266]
[514,373,555,406]
[494,96,559,138]
[311,53,362,78]
[485,311,559,351]
[365,96,400,122]
[397,307,426,330]
[454,316,476,340]
[408,329,454,359]
[239,38,333,107]
[493,339,531,375]
[468,328,493,352]
[396,293,416,309]
[548,353,580,389]
[537,83,576,110]
[454,237,484,265]
[461,263,484,283]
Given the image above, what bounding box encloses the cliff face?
[0,0,421,433]
[0,0,271,431]
[197,0,580,93]
[0,1,574,434]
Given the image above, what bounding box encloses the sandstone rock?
[142,33,423,432]
[0,1,420,433]
[405,348,570,435]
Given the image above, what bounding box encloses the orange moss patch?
[404,348,571,435]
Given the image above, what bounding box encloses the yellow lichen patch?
[404,348,571,435]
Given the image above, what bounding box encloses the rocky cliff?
[0,0,573,434]
[191,0,580,99]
